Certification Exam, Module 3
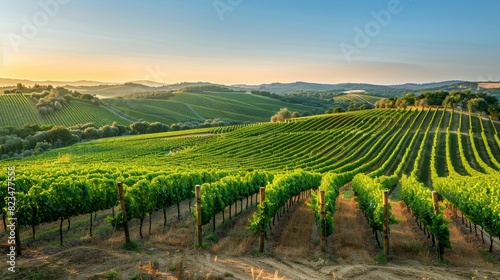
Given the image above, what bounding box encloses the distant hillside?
[388,80,464,90]
[104,88,319,124]
[66,82,222,98]
[0,86,320,127]
[5,78,499,99]
[0,78,115,87]
[248,81,467,96]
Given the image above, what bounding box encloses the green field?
[104,91,318,123]
[333,93,383,105]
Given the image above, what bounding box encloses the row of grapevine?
[309,172,344,239]
[196,171,272,229]
[432,175,500,252]
[400,175,451,258]
[399,108,451,259]
[466,112,497,174]
[369,109,423,176]
[432,112,500,252]
[248,170,321,235]
[351,174,398,236]
[477,116,500,169]
[1,169,231,251]
[456,111,484,176]
[10,177,117,245]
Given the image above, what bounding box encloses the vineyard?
[0,94,129,127]
[103,90,317,124]
[1,108,500,279]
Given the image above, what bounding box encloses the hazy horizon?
[1,1,499,85]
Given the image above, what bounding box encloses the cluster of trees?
[30,86,100,116]
[0,122,127,159]
[3,84,101,116]
[375,92,418,109]
[270,108,301,122]
[123,91,175,99]
[324,104,369,114]
[375,90,500,118]
[179,85,238,93]
[0,117,243,159]
[4,83,52,94]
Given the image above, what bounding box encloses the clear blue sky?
[0,0,499,85]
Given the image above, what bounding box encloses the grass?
[479,249,496,263]
[375,252,388,264]
[341,189,355,199]
[121,240,142,251]
[105,269,120,280]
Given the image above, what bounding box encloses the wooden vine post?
[382,190,390,258]
[195,185,202,247]
[432,191,444,260]
[319,190,326,253]
[259,187,266,253]
[117,182,130,243]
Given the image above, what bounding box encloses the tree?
[468,98,488,113]
[46,126,76,146]
[148,122,170,133]
[130,122,150,134]
[112,122,129,135]
[99,125,119,138]
[170,124,181,131]
[375,98,394,108]
[324,109,333,114]
[270,108,293,122]
[402,93,416,106]
[393,98,407,109]
[359,104,369,110]
[347,104,357,111]
[53,101,63,111]
[333,107,345,113]
[82,127,101,140]
[488,103,500,121]
[291,112,301,118]
[415,99,428,108]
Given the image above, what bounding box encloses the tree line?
[375,90,500,119]
[0,117,243,160]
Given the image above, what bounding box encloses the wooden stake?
[319,190,326,253]
[117,182,130,243]
[195,185,202,247]
[259,187,266,253]
[382,190,390,258]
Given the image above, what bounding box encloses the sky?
[0,0,499,85]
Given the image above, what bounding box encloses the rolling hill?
[0,89,319,128]
[103,90,319,124]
